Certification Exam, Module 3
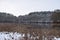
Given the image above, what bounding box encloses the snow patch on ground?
[54,37,60,40]
[0,32,25,40]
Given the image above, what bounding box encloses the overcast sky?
[0,0,60,16]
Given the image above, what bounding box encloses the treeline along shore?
[0,9,60,28]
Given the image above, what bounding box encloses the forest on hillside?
[0,10,60,22]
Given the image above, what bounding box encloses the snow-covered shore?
[0,32,60,40]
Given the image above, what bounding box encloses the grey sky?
[0,0,60,16]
